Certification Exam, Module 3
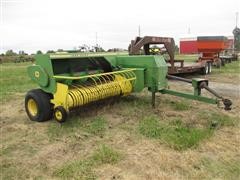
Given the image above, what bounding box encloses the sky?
[0,0,239,54]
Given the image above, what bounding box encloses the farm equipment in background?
[129,36,212,75]
[25,53,232,123]
[232,26,240,60]
[197,36,228,68]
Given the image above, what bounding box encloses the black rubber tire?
[201,63,208,75]
[25,89,53,122]
[54,106,68,123]
[221,59,225,66]
[207,62,212,74]
[216,60,221,68]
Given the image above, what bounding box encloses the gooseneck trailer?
[129,36,212,75]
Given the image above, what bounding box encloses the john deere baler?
[25,53,231,122]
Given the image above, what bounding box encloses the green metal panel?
[132,68,145,92]
[27,65,49,87]
[114,55,168,91]
[191,78,208,96]
[31,54,56,93]
[49,52,128,59]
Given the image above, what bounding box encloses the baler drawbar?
[25,53,232,122]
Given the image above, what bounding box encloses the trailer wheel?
[216,60,221,68]
[54,106,68,123]
[25,89,53,122]
[201,63,208,75]
[221,59,225,66]
[207,62,212,74]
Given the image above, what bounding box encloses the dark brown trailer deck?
[167,60,209,74]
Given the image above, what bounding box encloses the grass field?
[0,58,240,179]
[175,54,198,62]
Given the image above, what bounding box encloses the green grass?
[0,62,36,101]
[212,60,240,74]
[53,158,96,179]
[47,116,107,141]
[198,112,238,128]
[92,144,121,164]
[139,112,238,150]
[175,54,198,62]
[85,117,107,136]
[54,145,121,179]
[171,100,191,111]
[47,118,84,140]
[139,117,212,150]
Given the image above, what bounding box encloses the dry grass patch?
[53,144,122,179]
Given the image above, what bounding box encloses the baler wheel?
[25,89,53,122]
[54,106,67,123]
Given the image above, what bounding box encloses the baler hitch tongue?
[199,81,232,110]
[166,75,232,110]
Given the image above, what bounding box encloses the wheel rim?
[209,64,212,73]
[27,98,38,116]
[205,65,208,74]
[55,110,63,121]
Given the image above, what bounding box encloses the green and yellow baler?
[25,53,232,122]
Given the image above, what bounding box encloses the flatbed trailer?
[166,60,211,74]
[129,36,211,75]
[220,55,233,64]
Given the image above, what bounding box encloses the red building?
[179,37,197,54]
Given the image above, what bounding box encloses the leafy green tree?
[19,50,27,55]
[175,45,179,53]
[36,50,43,54]
[46,50,55,53]
[5,49,17,56]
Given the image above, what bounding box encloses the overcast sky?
[0,0,239,53]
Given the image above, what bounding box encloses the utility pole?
[188,27,191,34]
[95,32,98,46]
[138,25,141,37]
[236,12,239,27]
[95,32,98,52]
